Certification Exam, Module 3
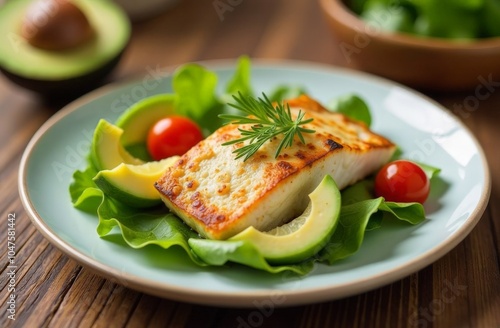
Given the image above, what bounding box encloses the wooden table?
[1,0,499,327]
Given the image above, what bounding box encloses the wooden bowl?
[319,0,500,91]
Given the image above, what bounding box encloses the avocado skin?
[0,48,126,101]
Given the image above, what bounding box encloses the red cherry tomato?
[147,116,203,160]
[374,160,430,204]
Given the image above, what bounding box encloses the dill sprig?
[218,92,315,161]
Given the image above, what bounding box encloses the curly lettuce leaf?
[95,193,206,266]
[172,64,220,120]
[318,196,425,265]
[69,164,98,203]
[172,56,254,135]
[188,239,314,275]
[172,63,223,135]
[70,164,102,213]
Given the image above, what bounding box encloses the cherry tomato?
[374,160,430,204]
[147,116,203,160]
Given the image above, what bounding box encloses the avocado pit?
[21,0,94,51]
[0,0,131,100]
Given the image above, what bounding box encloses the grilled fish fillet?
[155,95,396,240]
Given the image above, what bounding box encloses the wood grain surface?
[1,0,499,327]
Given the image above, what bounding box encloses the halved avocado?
[0,0,130,99]
[93,156,179,208]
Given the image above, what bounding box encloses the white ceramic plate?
[19,60,491,307]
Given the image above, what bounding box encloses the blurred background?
[114,0,338,75]
[0,0,340,104]
[2,0,500,103]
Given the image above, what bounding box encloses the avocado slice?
[115,94,177,160]
[90,119,143,171]
[0,0,130,98]
[228,175,341,264]
[93,156,179,208]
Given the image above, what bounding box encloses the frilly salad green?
[69,56,439,275]
[353,0,500,40]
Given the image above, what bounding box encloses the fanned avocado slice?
[93,157,179,208]
[90,119,143,171]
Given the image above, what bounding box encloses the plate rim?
[18,59,492,307]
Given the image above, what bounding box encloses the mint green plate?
[19,60,490,307]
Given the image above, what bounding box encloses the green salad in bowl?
[353,0,500,40]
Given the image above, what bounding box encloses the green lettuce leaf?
[95,193,206,266]
[318,198,383,264]
[188,239,314,274]
[73,187,103,213]
[267,85,308,103]
[172,56,254,135]
[69,163,98,203]
[70,163,101,213]
[225,55,253,98]
[327,93,372,127]
[417,162,441,180]
[172,63,220,120]
[218,56,255,117]
[340,179,374,205]
[318,196,425,265]
[172,63,224,135]
[380,201,426,224]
